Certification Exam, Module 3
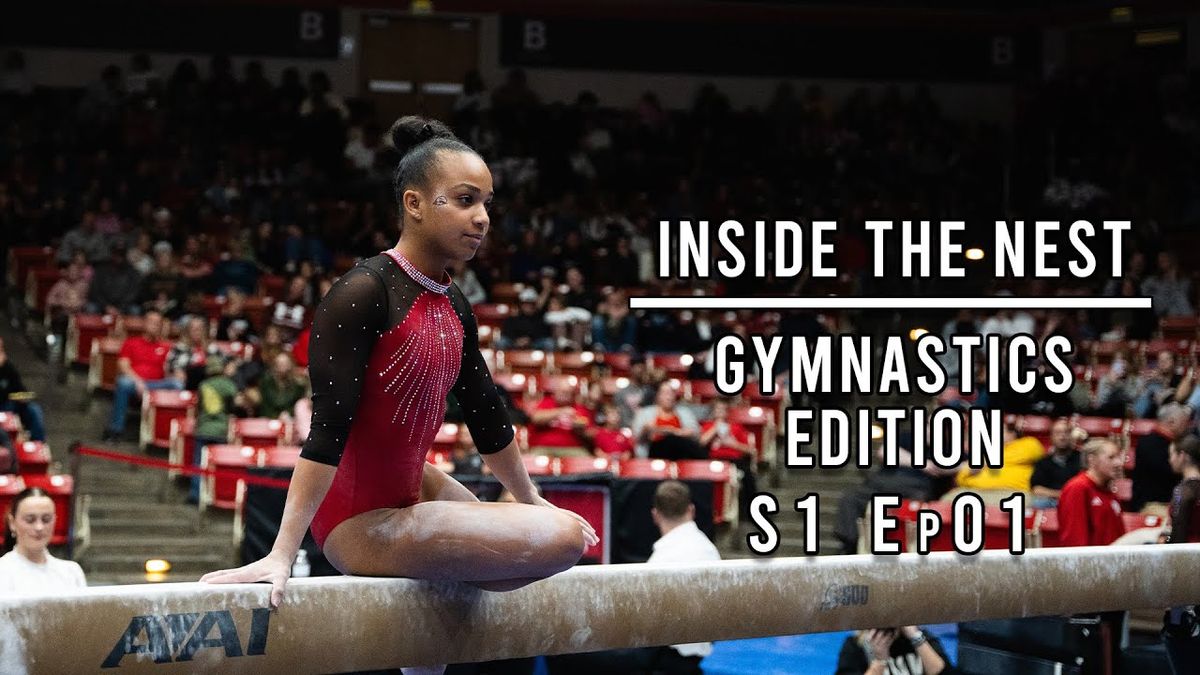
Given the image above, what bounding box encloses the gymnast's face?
[406,150,493,263]
[8,496,54,556]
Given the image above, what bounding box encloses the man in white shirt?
[645,480,722,673]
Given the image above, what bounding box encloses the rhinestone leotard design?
[303,251,514,548]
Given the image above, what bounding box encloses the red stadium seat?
[1123,512,1163,532]
[259,446,302,469]
[529,374,585,397]
[489,283,524,305]
[558,455,613,476]
[16,442,50,476]
[1160,317,1199,340]
[1074,416,1125,439]
[66,314,117,365]
[685,379,723,404]
[0,412,22,440]
[650,353,695,378]
[675,459,736,524]
[553,351,600,378]
[203,444,259,510]
[7,246,54,292]
[601,352,634,376]
[616,458,673,480]
[432,423,459,454]
[168,417,198,480]
[88,336,124,393]
[472,303,512,328]
[492,372,532,396]
[232,418,290,449]
[743,382,785,413]
[522,453,555,476]
[726,406,776,462]
[24,268,61,314]
[499,349,549,375]
[1143,339,1191,359]
[141,389,197,449]
[0,476,24,542]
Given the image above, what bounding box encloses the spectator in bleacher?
[700,397,758,517]
[1030,419,1084,508]
[56,211,110,264]
[254,353,307,420]
[452,425,484,475]
[86,241,142,316]
[526,378,594,457]
[543,294,591,351]
[214,287,256,343]
[592,403,634,460]
[836,626,952,675]
[93,196,122,236]
[166,316,209,391]
[497,288,553,350]
[138,241,185,318]
[1168,434,1200,544]
[104,310,181,441]
[633,382,704,460]
[272,275,312,330]
[954,420,1045,494]
[0,487,87,594]
[127,231,154,275]
[191,354,244,504]
[1093,358,1138,418]
[1142,251,1193,318]
[448,259,487,305]
[591,289,638,353]
[1057,438,1127,547]
[0,337,45,442]
[178,234,214,286]
[45,253,91,333]
[1131,402,1194,513]
[212,240,262,296]
[1136,350,1194,419]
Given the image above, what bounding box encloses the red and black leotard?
[302,250,514,548]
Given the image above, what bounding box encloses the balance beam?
[2,545,1197,673]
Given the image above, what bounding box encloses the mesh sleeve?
[448,284,515,454]
[299,267,387,466]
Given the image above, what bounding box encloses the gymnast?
[202,117,598,616]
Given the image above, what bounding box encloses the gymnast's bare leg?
[323,462,587,591]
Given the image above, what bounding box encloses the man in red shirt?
[1058,438,1127,547]
[526,379,593,456]
[104,310,184,440]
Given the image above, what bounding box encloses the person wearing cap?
[191,353,246,503]
[86,240,143,315]
[498,287,554,350]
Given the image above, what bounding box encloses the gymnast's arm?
[201,268,385,606]
[448,286,598,544]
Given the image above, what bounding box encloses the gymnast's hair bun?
[386,116,456,157]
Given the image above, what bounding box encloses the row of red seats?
[1009,413,1162,471]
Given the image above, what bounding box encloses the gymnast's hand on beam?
[199,551,293,610]
[526,495,600,548]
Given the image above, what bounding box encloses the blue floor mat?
[701,624,958,675]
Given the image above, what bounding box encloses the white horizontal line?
[368,79,413,93]
[628,297,1154,310]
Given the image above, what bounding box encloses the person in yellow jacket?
[956,421,1046,492]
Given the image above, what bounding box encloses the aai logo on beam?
[102,608,271,668]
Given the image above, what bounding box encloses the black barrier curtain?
[242,468,717,570]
